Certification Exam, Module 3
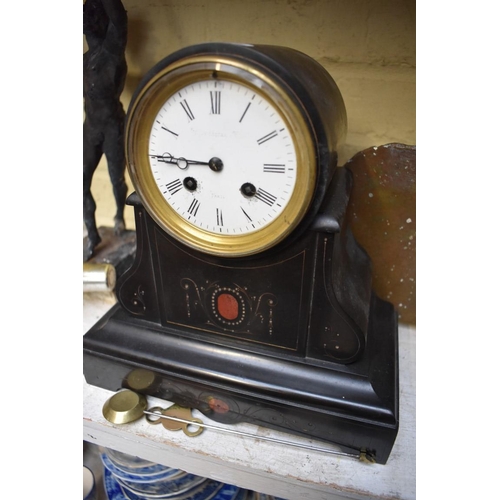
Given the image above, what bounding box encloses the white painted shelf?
[83,293,415,500]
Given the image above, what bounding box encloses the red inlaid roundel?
[217,293,239,320]
[208,397,230,414]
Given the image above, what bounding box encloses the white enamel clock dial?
[148,79,297,236]
[126,57,317,257]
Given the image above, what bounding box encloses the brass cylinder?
[83,263,116,292]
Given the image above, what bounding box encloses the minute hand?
[150,154,223,172]
[150,154,209,170]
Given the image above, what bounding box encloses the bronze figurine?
[83,0,128,260]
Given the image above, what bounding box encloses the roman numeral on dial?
[255,188,277,206]
[239,95,255,123]
[159,123,178,136]
[187,198,200,216]
[180,99,195,121]
[210,91,221,114]
[263,164,286,173]
[164,179,183,195]
[216,208,224,226]
[239,102,251,122]
[257,130,278,145]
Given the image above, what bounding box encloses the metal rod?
[143,409,360,460]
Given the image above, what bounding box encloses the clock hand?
[150,153,208,170]
[150,153,223,172]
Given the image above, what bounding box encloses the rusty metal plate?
[344,143,416,324]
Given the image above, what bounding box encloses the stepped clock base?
[83,293,398,464]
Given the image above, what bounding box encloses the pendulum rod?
[143,409,374,462]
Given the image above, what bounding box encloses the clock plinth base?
[83,292,398,464]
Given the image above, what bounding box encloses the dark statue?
[83,0,128,261]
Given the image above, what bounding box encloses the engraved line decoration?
[179,278,277,335]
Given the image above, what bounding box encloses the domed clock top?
[125,43,346,256]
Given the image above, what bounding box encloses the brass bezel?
[126,55,317,257]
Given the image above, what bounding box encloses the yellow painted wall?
[85,0,415,231]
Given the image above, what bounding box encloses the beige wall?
[86,0,415,230]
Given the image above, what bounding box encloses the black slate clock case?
[83,43,399,464]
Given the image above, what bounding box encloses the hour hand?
[150,153,223,172]
[150,153,209,170]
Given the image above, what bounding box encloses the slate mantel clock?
[83,43,399,464]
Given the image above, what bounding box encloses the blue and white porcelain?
[104,466,129,500]
[104,450,177,477]
[118,478,223,500]
[116,472,207,498]
[105,449,158,468]
[102,449,260,500]
[102,453,183,482]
